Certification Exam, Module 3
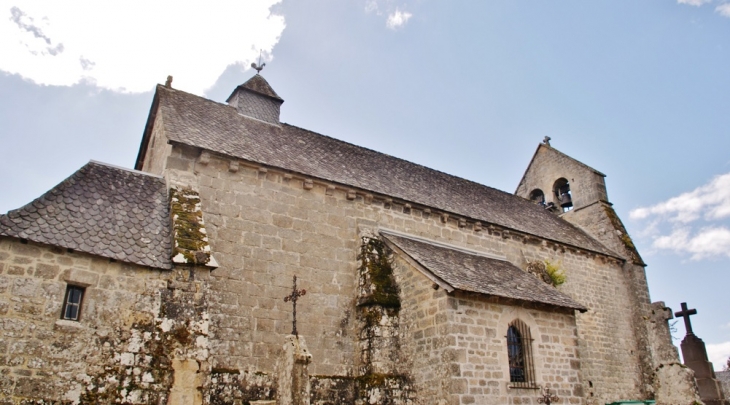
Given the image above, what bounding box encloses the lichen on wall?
[602,204,644,266]
[170,187,216,266]
[357,236,400,309]
[80,269,210,404]
[349,235,413,404]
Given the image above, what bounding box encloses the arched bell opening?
[528,189,545,206]
[553,178,573,212]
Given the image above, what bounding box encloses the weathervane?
[251,50,266,74]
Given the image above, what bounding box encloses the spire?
[226,74,284,124]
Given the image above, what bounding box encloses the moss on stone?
[357,237,400,309]
[170,187,211,265]
[602,204,645,266]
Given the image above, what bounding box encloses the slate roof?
[0,161,172,270]
[226,74,283,102]
[381,231,587,312]
[144,82,620,259]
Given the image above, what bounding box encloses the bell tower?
[515,137,608,213]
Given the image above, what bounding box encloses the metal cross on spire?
[283,275,306,336]
[675,302,698,335]
[251,50,266,74]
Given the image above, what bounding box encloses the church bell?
[557,186,573,208]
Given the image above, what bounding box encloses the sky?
[1,0,729,370]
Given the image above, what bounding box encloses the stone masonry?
[0,74,684,404]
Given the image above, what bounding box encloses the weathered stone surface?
[0,238,209,404]
[654,363,704,405]
[0,74,684,405]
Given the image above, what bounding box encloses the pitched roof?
[0,161,172,270]
[226,74,283,102]
[381,231,586,312]
[149,83,620,259]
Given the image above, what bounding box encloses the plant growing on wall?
[357,236,400,309]
[525,259,566,287]
[544,259,566,287]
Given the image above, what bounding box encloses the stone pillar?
[168,359,204,405]
[680,333,730,405]
[278,335,313,405]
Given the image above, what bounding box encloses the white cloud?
[678,0,712,6]
[716,3,730,16]
[386,9,412,29]
[365,0,381,14]
[707,341,730,371]
[653,227,730,260]
[631,172,730,260]
[0,1,286,95]
[630,173,730,224]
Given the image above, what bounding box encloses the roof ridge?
[379,229,506,261]
[281,123,514,196]
[88,160,164,179]
[155,86,621,260]
[158,84,233,109]
[1,161,171,269]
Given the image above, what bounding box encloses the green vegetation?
[544,259,567,287]
[170,187,211,264]
[357,237,400,309]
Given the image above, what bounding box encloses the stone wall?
[393,252,583,405]
[515,145,608,210]
[0,237,210,404]
[148,140,652,403]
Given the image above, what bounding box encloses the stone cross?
[675,302,698,335]
[284,275,306,336]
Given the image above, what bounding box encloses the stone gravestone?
[676,302,730,405]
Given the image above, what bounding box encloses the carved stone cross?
[284,275,306,336]
[674,302,698,335]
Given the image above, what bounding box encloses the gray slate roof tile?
[155,84,618,259]
[227,74,283,101]
[381,232,586,312]
[0,161,172,270]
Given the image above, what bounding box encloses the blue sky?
[1,0,729,368]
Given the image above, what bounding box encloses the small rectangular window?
[61,285,85,321]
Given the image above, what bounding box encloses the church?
[0,73,707,404]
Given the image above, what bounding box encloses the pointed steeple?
[226,74,284,124]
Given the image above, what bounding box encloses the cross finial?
[251,50,266,74]
[284,275,306,336]
[542,136,551,146]
[674,302,698,335]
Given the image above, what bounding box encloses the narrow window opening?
[61,285,85,321]
[507,320,537,388]
[507,326,525,382]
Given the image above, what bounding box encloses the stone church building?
[0,74,700,404]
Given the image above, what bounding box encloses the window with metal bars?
[61,285,85,321]
[506,320,537,388]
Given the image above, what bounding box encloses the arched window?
[528,189,545,206]
[506,320,535,387]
